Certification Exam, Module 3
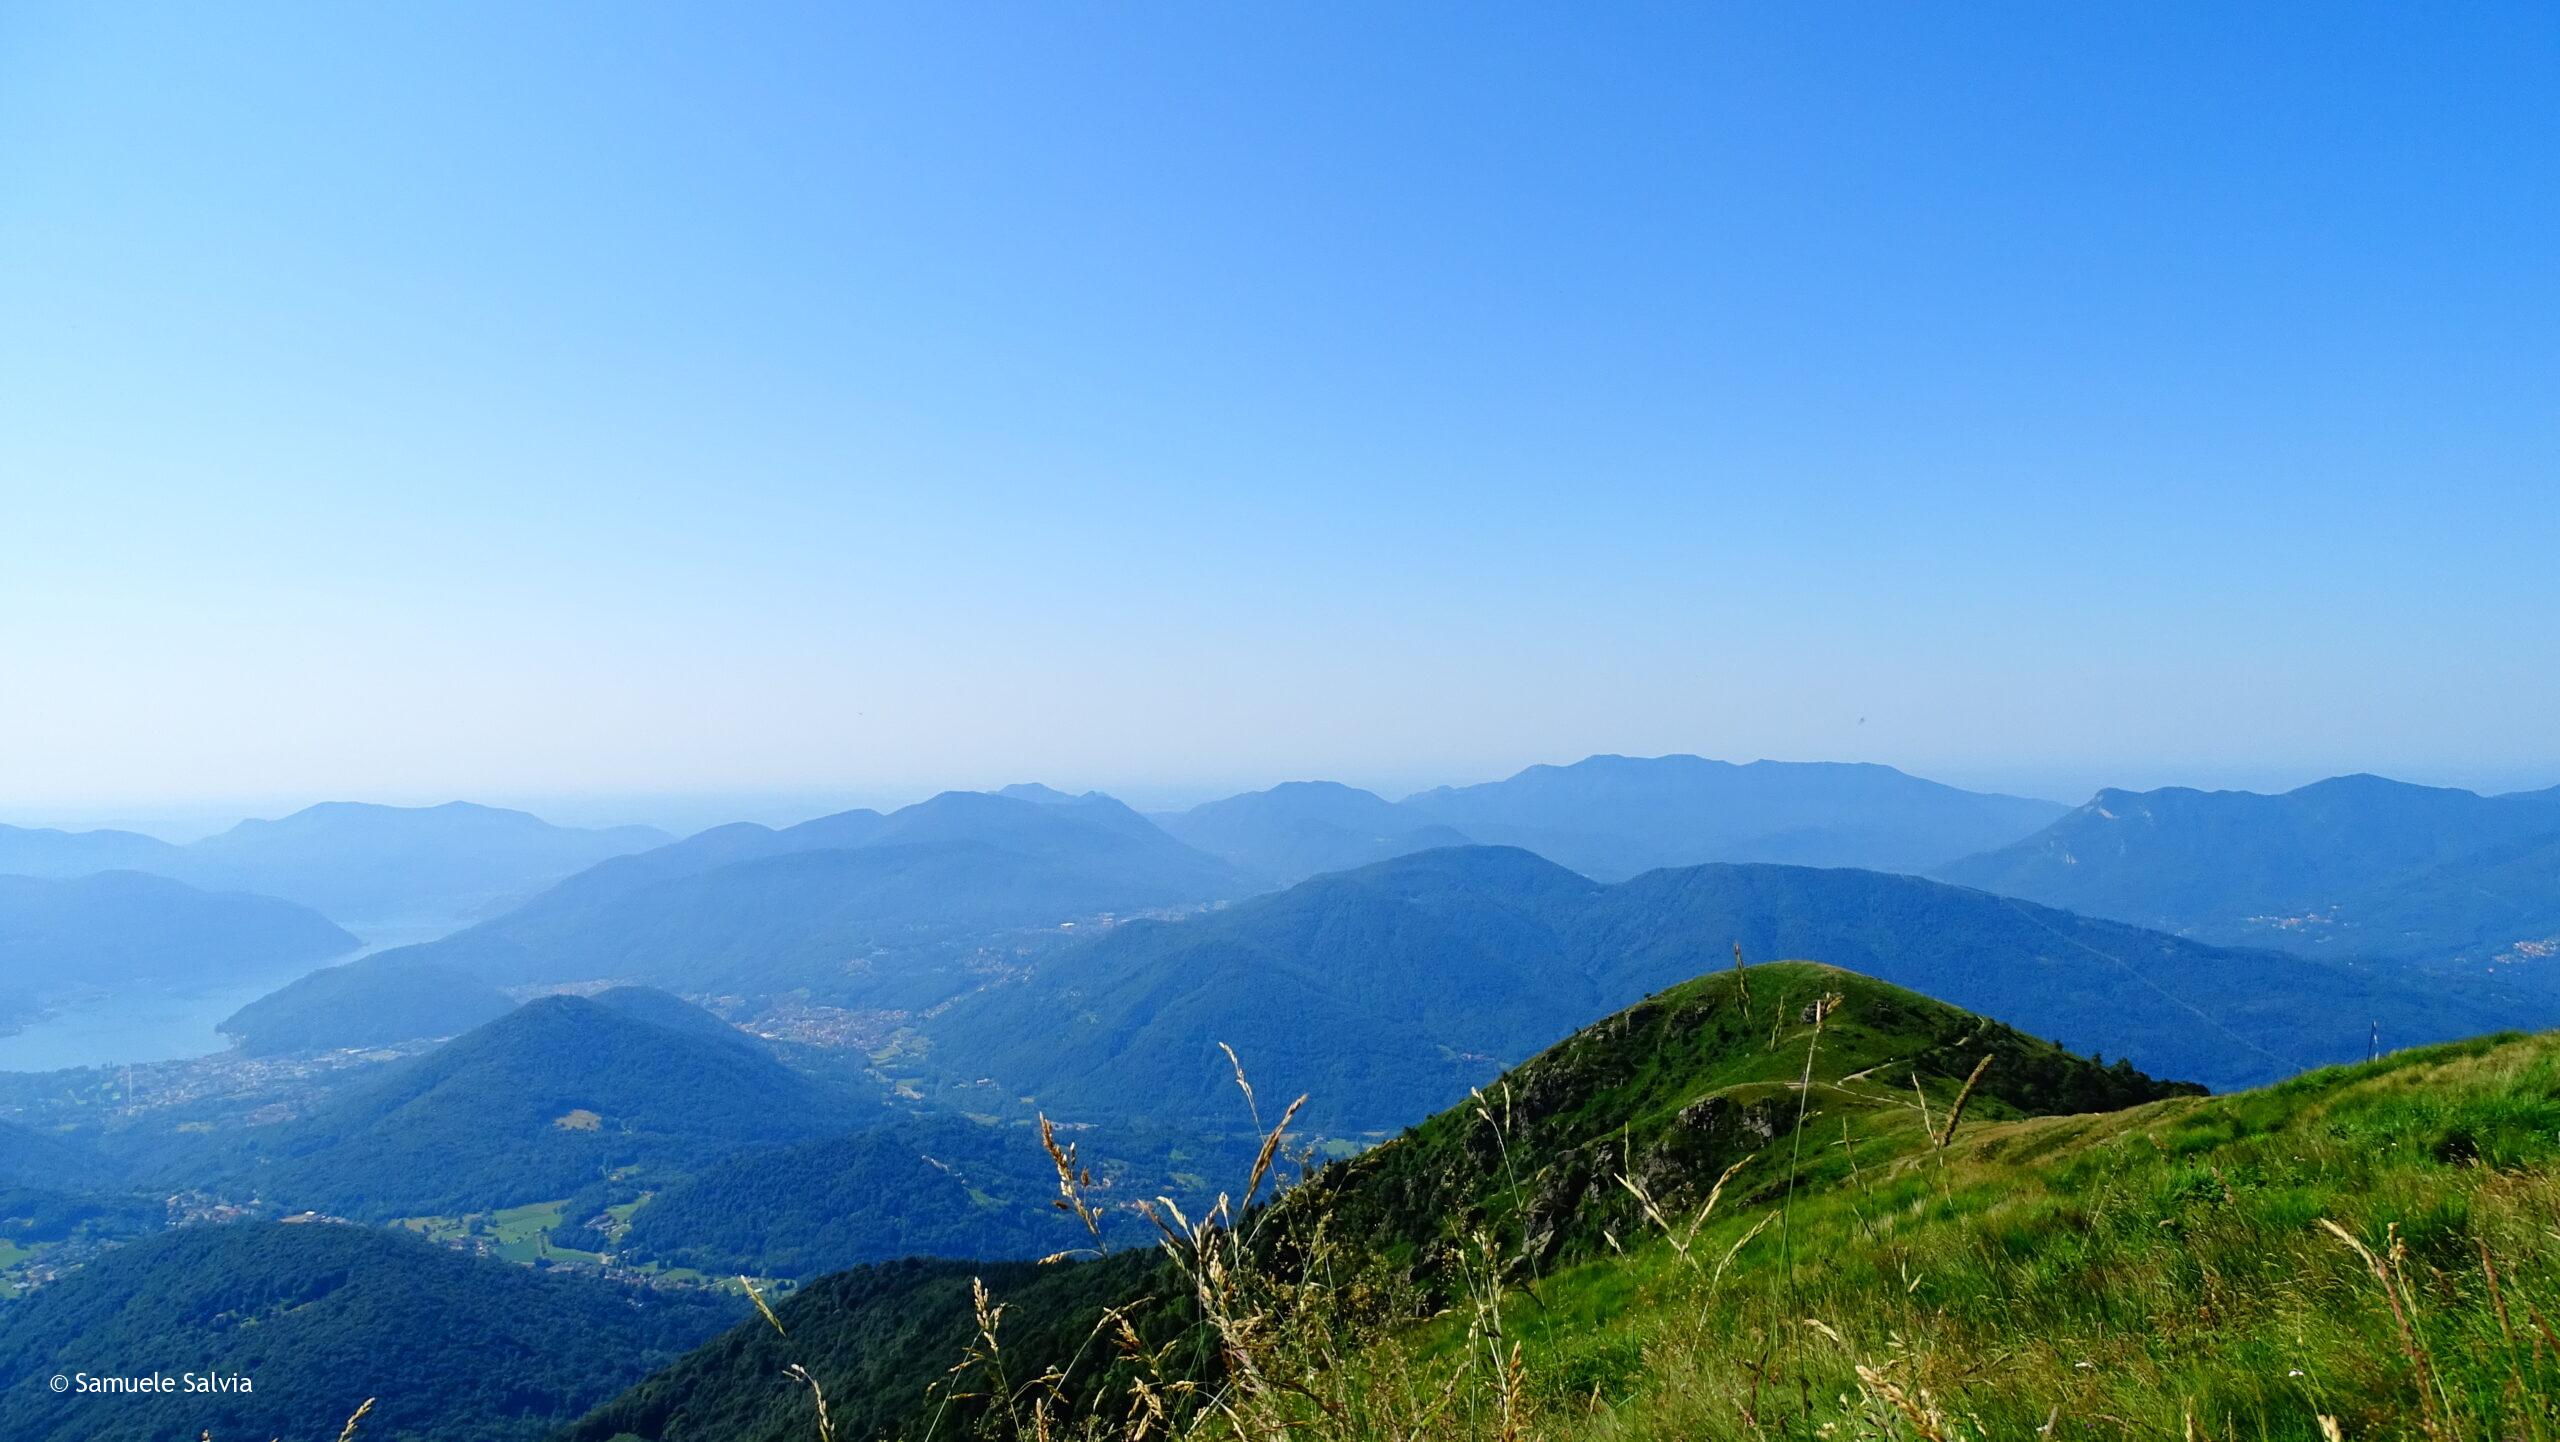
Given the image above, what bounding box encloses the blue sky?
[2,3,2554,831]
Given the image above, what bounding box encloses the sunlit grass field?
[904,969,2560,1442]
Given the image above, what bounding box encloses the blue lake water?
[0,958,346,1072]
[0,957,373,1070]
[0,924,450,1072]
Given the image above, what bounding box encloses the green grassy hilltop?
[562,960,2560,1441]
[1466,1010,2560,1439]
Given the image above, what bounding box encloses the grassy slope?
[563,962,2560,1441]
[556,963,2188,1442]
[1453,1030,2560,1439]
[1288,961,2193,1273]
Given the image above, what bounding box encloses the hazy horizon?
[12,751,2559,846]
[6,5,2553,824]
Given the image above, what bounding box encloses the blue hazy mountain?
[175,801,671,931]
[1937,774,2560,964]
[0,824,185,878]
[2350,829,2560,966]
[1394,756,2068,878]
[224,991,858,1219]
[217,951,517,1056]
[0,802,671,935]
[921,846,2512,1127]
[375,790,1252,998]
[447,805,893,943]
[1155,780,1477,885]
[995,781,1084,804]
[0,1220,736,1442]
[1159,756,2066,884]
[0,872,356,995]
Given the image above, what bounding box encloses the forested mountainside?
[202,991,862,1219]
[1939,773,2560,966]
[0,1221,736,1442]
[0,1120,116,1192]
[612,1114,1256,1280]
[217,950,516,1054]
[920,846,2511,1127]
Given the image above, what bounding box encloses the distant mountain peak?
[996,782,1085,804]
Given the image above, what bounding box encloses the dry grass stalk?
[742,1274,789,1337]
[784,1362,837,1442]
[1851,1360,1948,1441]
[334,1397,376,1442]
[1711,1213,1775,1296]
[1616,1152,1759,1302]
[2318,1217,2449,1439]
[1244,1093,1307,1217]
[1038,1112,1112,1260]
[1934,1055,1993,1150]
[1689,1154,1754,1248]
[1497,1339,1526,1442]
[1217,1041,1262,1132]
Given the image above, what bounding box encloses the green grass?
[484,1202,610,1265]
[604,1196,651,1236]
[395,1199,606,1266]
[563,964,2560,1442]
[1416,1030,2560,1439]
[1010,969,2555,1441]
[0,1239,30,1298]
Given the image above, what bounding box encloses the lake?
[0,928,443,1072]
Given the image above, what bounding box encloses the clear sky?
[3,3,2554,833]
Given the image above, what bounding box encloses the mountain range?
[1156,755,2067,884]
[2,759,2552,1440]
[914,845,2513,1126]
[0,802,669,934]
[151,762,2089,1060]
[364,789,1253,1002]
[1938,773,2560,968]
